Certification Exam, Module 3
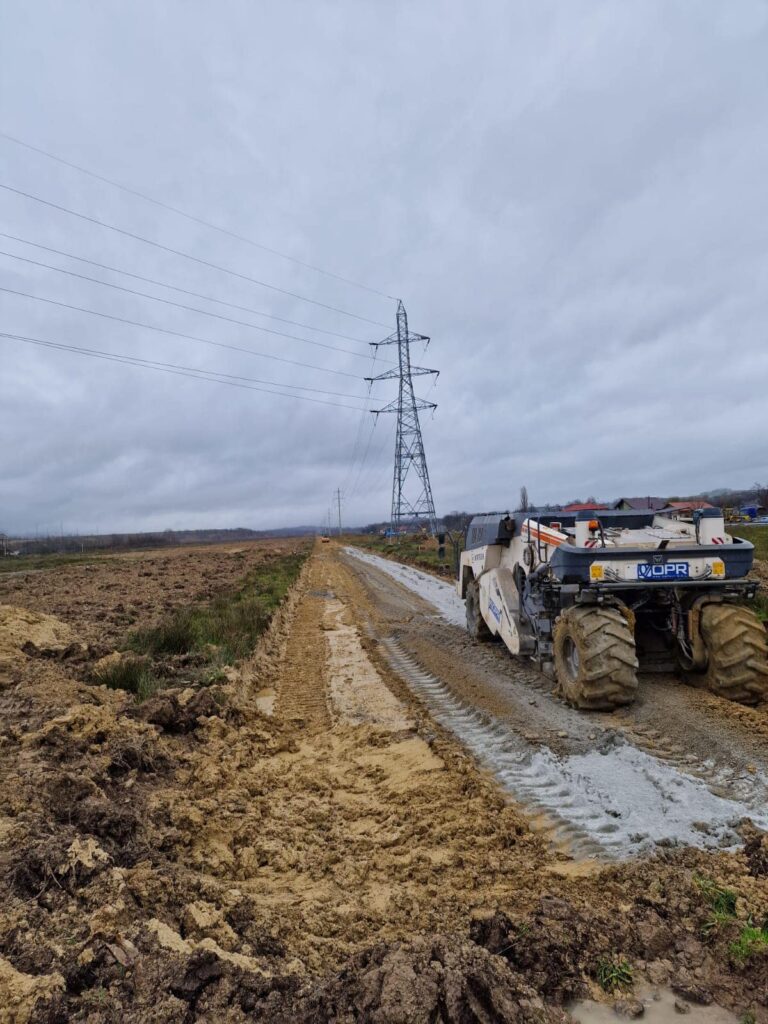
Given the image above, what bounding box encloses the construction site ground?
[1,539,768,1023]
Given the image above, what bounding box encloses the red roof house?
[562,502,610,513]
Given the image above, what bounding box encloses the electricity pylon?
[366,301,439,536]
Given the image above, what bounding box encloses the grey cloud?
[1,0,767,534]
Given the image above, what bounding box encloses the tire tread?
[699,604,768,705]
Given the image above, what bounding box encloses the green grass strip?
[128,548,308,666]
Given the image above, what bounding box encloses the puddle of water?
[570,986,739,1022]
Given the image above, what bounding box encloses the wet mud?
[1,541,767,1022]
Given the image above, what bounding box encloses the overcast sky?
[1,1,767,535]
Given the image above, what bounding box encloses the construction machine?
[457,507,768,710]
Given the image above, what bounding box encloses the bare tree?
[754,482,768,508]
[518,486,530,512]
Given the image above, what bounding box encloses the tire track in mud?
[381,636,610,860]
[275,557,332,732]
[610,711,768,804]
[380,636,768,859]
[341,547,768,859]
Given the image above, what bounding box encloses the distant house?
[663,500,717,517]
[613,497,668,512]
[562,502,609,513]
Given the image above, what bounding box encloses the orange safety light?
[588,519,599,530]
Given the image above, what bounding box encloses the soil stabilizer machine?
[457,507,768,710]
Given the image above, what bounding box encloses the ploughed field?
[1,540,768,1023]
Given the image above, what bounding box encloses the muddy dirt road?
[342,546,768,859]
[2,540,768,1022]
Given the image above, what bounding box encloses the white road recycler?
[457,507,768,709]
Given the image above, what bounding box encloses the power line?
[341,408,369,493]
[365,459,397,503]
[344,348,383,498]
[341,349,380,494]
[4,331,372,399]
[0,183,391,328]
[347,410,393,501]
[0,231,374,344]
[347,417,380,499]
[354,426,393,499]
[0,332,372,410]
[0,285,362,379]
[0,129,398,301]
[0,248,374,361]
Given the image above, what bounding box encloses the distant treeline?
[2,526,317,556]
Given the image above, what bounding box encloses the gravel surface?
[344,546,466,626]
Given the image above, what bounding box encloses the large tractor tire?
[553,606,639,710]
[697,604,768,705]
[466,579,493,641]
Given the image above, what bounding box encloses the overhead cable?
[0,285,361,379]
[0,182,391,328]
[0,332,372,410]
[0,249,372,360]
[0,130,398,301]
[0,231,374,344]
[347,417,380,499]
[342,348,380,494]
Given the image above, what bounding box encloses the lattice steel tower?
[366,301,439,535]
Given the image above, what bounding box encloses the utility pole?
[335,488,343,537]
[366,301,439,536]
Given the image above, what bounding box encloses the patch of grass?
[731,524,768,561]
[694,875,738,916]
[93,657,158,702]
[729,923,768,963]
[701,908,736,936]
[201,668,229,686]
[595,956,633,993]
[740,1012,757,1024]
[345,532,462,577]
[730,526,768,619]
[130,608,198,657]
[128,548,308,668]
[694,875,739,936]
[729,526,768,621]
[0,552,107,574]
[748,593,768,623]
